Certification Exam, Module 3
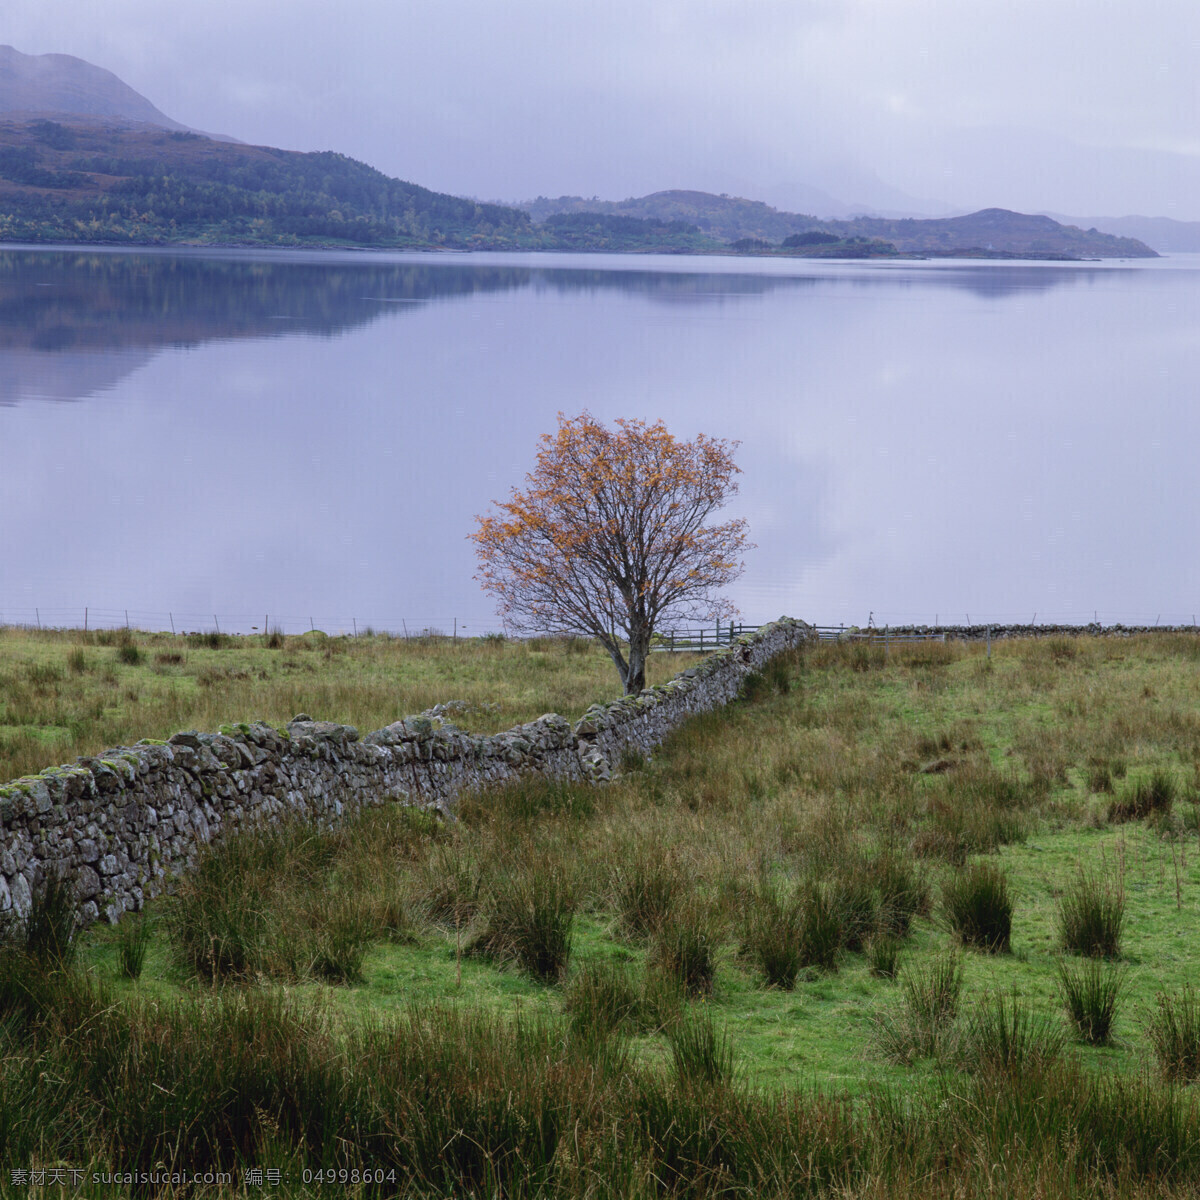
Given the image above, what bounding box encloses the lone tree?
[472,412,750,694]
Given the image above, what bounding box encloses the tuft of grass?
[871,848,929,938]
[1057,957,1126,1046]
[472,862,575,983]
[873,952,963,1064]
[1108,768,1177,823]
[741,882,804,990]
[1146,987,1200,1083]
[796,878,843,973]
[651,899,718,997]
[117,914,152,980]
[609,846,686,941]
[564,960,642,1038]
[959,990,1064,1077]
[667,1008,735,1089]
[941,861,1013,953]
[20,872,79,969]
[867,933,902,980]
[1058,867,1124,958]
[828,868,879,953]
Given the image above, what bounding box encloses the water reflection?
[0,248,1137,404]
[2,246,1197,634]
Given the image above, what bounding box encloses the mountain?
[828,208,1155,258]
[0,44,232,141]
[1049,214,1200,254]
[520,191,824,243]
[0,120,541,249]
[521,193,1155,259]
[0,48,1157,258]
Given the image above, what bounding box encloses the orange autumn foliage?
[472,412,750,693]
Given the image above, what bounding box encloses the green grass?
[11,632,1200,1196]
[0,625,703,782]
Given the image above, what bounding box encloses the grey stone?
[75,866,101,899]
[10,873,31,918]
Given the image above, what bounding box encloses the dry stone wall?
[0,617,811,926]
[871,622,1200,642]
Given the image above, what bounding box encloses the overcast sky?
[6,0,1200,219]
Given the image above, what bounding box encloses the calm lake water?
[2,245,1198,635]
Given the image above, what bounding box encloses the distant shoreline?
[0,237,1146,263]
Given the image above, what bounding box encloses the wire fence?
[0,607,499,639]
[2,605,1199,641]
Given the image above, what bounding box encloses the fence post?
[885,625,889,656]
[84,607,88,632]
[987,625,991,658]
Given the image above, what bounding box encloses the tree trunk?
[624,626,650,694]
[602,638,632,692]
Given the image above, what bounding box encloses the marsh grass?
[564,960,642,1037]
[740,880,805,989]
[1109,768,1178,823]
[18,871,79,969]
[958,990,1065,1076]
[867,933,902,979]
[941,861,1013,953]
[0,625,702,782]
[1058,867,1125,958]
[471,861,576,982]
[1147,987,1200,1082]
[871,849,930,937]
[116,913,152,980]
[1057,957,1126,1045]
[608,843,687,941]
[667,1008,735,1088]
[14,629,1200,1194]
[651,897,718,996]
[873,952,963,1063]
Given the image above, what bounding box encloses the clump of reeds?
[873,952,963,1063]
[958,990,1064,1077]
[117,914,152,980]
[941,861,1012,953]
[866,933,902,979]
[19,871,79,970]
[1146,987,1200,1082]
[608,844,686,941]
[1108,769,1177,823]
[564,960,642,1038]
[668,1008,735,1088]
[1057,957,1126,1045]
[871,848,930,937]
[651,897,719,997]
[740,880,805,989]
[1057,867,1124,958]
[471,861,576,983]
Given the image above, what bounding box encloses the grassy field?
[0,625,702,783]
[4,633,1200,1196]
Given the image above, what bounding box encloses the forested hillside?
[0,120,536,248]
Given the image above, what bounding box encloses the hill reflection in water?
[0,247,1115,404]
[2,246,1195,635]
